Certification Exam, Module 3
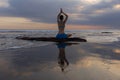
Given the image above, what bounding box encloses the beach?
[0,0,120,79]
[0,41,120,80]
[0,30,120,80]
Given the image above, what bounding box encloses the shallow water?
[0,41,120,80]
[0,29,120,50]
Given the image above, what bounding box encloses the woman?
[56,8,72,39]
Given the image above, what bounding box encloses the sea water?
[0,29,120,80]
[0,29,120,50]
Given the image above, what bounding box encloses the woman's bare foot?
[67,34,72,38]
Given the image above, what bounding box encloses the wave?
[0,29,120,50]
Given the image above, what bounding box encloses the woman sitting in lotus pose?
[56,8,72,39]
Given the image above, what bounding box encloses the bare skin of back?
[57,8,72,37]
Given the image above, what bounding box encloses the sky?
[0,0,120,30]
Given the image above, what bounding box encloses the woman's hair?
[59,15,64,21]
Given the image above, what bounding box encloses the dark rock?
[101,32,113,34]
[16,36,87,42]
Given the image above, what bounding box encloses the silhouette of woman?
[56,8,72,39]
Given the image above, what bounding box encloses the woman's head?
[60,15,64,21]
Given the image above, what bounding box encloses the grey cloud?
[88,11,120,27]
[70,0,120,28]
[71,10,120,28]
[0,0,78,23]
[79,0,120,14]
[0,0,120,28]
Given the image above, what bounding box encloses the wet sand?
[0,42,120,80]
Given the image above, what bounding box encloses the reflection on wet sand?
[113,48,120,54]
[56,42,79,72]
[0,42,120,80]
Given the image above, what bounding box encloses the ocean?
[0,29,120,50]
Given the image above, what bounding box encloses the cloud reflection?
[0,42,120,80]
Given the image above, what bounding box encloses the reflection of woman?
[57,43,69,72]
[56,8,72,39]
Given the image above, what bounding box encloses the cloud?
[0,0,120,29]
[0,0,9,8]
[69,0,120,28]
[0,17,57,30]
[1,0,78,23]
[85,11,120,27]
[113,4,120,9]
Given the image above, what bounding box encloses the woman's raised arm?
[57,8,62,22]
[62,11,68,23]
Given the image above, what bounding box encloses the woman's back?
[56,8,71,39]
